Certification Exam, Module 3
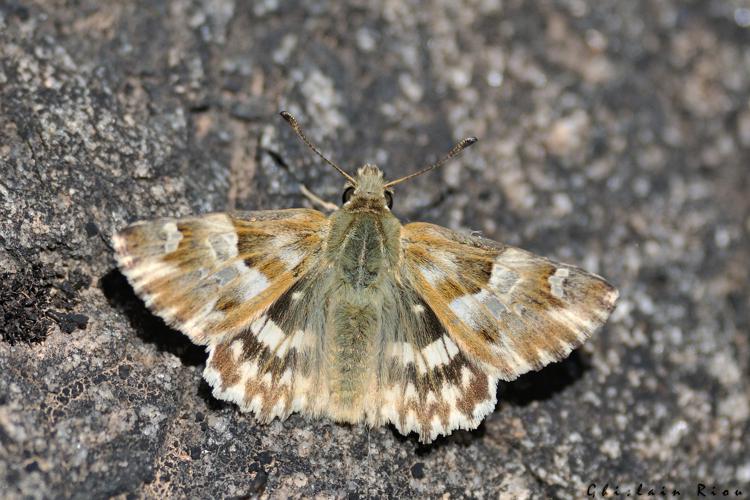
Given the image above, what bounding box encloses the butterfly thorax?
[325,164,401,282]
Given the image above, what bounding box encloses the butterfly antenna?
[384,136,478,188]
[279,111,357,184]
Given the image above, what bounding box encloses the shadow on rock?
[100,268,206,367]
[500,350,590,406]
[390,421,487,454]
[197,378,230,410]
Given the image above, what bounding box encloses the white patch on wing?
[449,294,480,328]
[387,342,416,365]
[443,336,459,358]
[482,293,508,320]
[160,222,183,253]
[275,328,313,357]
[488,264,520,294]
[418,251,458,286]
[419,264,444,286]
[210,264,238,286]
[239,266,270,301]
[420,335,459,369]
[379,386,400,422]
[208,231,239,261]
[250,316,266,335]
[425,391,437,405]
[255,317,285,351]
[279,369,293,386]
[460,366,473,388]
[450,289,510,325]
[404,383,417,400]
[291,376,313,411]
[278,247,304,268]
[230,339,244,360]
[548,267,569,299]
[271,232,307,268]
[238,359,260,380]
[402,342,415,365]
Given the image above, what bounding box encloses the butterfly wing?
[401,222,618,379]
[113,209,329,346]
[114,209,334,422]
[380,222,618,441]
[202,265,333,421]
[376,279,498,442]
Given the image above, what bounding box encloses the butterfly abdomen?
[327,300,379,412]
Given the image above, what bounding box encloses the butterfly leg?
[300,184,339,213]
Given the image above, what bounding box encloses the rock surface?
[1,1,749,498]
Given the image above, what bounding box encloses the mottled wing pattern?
[401,222,618,381]
[113,209,331,422]
[113,208,328,346]
[378,282,497,442]
[202,268,332,421]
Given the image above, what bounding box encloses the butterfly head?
[341,164,393,210]
[279,111,477,211]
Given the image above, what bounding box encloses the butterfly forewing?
[400,222,619,382]
[112,209,329,346]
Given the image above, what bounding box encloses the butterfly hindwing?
[378,284,497,442]
[400,222,618,381]
[112,209,329,346]
[202,269,332,422]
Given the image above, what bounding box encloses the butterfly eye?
[342,186,355,204]
[384,190,394,209]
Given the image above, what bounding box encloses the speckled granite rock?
[1,1,748,498]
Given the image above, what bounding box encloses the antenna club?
[278,111,357,184]
[383,135,479,188]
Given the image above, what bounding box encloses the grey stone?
[1,1,748,498]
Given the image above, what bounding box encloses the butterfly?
[113,111,618,443]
